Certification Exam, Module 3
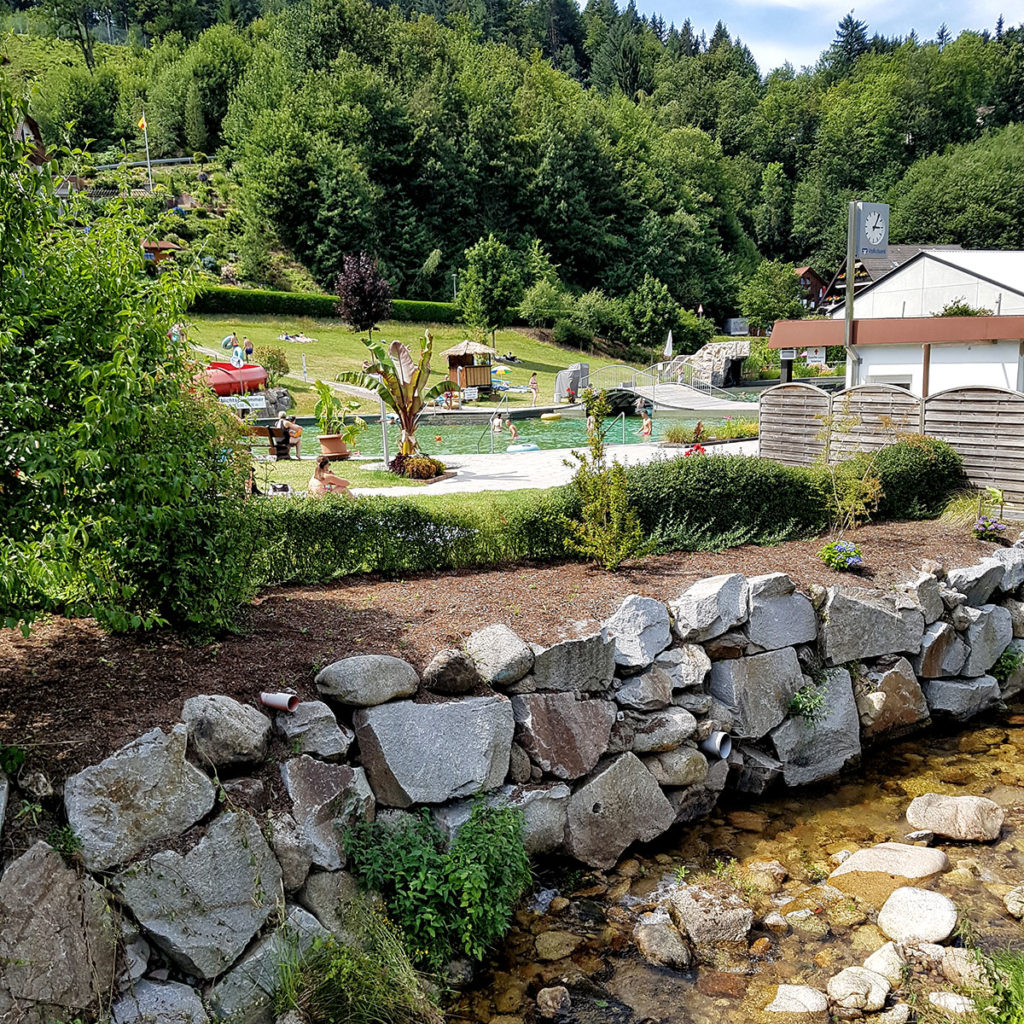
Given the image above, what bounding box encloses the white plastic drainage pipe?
[260,692,299,712]
[698,731,732,759]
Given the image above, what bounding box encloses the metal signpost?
[845,201,889,386]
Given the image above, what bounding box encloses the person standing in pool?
[639,410,653,441]
[506,417,519,442]
[529,372,539,407]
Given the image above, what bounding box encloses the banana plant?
[337,330,454,456]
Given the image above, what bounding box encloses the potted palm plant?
[313,380,366,459]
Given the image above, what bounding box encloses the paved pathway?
[350,439,760,496]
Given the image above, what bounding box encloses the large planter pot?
[318,434,351,459]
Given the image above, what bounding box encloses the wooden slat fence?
[923,387,1024,505]
[758,384,829,466]
[759,383,1024,504]
[829,386,922,461]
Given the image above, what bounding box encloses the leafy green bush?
[343,804,531,971]
[190,285,459,323]
[818,538,864,571]
[552,318,593,348]
[275,897,441,1024]
[254,346,289,385]
[872,436,964,519]
[626,455,831,551]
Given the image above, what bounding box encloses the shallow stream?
[453,706,1024,1024]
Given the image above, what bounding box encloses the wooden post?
[781,359,793,384]
[921,344,931,399]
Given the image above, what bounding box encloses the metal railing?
[476,392,510,453]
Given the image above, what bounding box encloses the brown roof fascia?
[768,315,1024,349]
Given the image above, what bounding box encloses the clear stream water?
[453,706,1024,1024]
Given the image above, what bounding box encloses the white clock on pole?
[855,202,889,258]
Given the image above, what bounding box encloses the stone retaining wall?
[2,545,1023,1023]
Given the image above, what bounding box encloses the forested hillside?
[3,0,1023,320]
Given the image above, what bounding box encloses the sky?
[636,0,1021,74]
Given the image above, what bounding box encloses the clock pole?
[844,200,859,387]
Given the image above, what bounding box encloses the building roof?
[769,315,1024,349]
[858,244,963,282]
[794,266,812,276]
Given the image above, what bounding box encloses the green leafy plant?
[818,539,863,571]
[343,802,531,971]
[47,825,83,859]
[254,346,290,387]
[311,381,366,445]
[336,333,453,456]
[0,744,26,776]
[562,388,656,571]
[788,683,828,723]
[992,645,1024,685]
[275,896,441,1024]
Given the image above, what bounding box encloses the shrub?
[552,318,592,348]
[788,684,827,723]
[190,285,458,323]
[872,436,964,519]
[992,645,1024,684]
[518,279,573,327]
[974,515,1008,541]
[335,252,393,337]
[818,539,863,571]
[402,456,446,480]
[662,423,693,444]
[254,346,290,386]
[343,803,531,971]
[275,898,441,1024]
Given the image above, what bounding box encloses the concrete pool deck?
[350,438,760,496]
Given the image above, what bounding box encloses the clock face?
[864,211,886,245]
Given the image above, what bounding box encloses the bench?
[246,425,292,460]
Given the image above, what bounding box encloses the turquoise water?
[302,412,756,458]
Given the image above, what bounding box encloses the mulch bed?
[0,521,1004,795]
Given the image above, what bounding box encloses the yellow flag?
[138,114,147,131]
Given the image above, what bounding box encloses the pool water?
[302,413,756,458]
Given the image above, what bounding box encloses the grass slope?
[190,314,643,415]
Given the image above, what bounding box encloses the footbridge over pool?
[586,362,759,414]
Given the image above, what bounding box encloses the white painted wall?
[846,340,1023,396]
[836,255,1024,318]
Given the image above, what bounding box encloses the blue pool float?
[507,442,540,453]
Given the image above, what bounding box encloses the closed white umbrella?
[663,330,674,359]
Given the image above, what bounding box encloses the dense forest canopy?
[3,0,1023,321]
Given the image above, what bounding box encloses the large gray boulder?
[914,622,968,678]
[268,812,312,893]
[643,746,708,787]
[819,587,925,664]
[603,595,671,668]
[354,696,513,806]
[921,675,1000,720]
[633,908,692,968]
[511,693,615,780]
[296,870,362,942]
[112,981,208,1024]
[614,666,674,711]
[0,842,119,1018]
[315,654,419,706]
[206,906,329,1024]
[281,756,374,869]
[770,668,861,786]
[826,968,890,1012]
[1004,597,1024,637]
[961,604,1013,676]
[422,649,483,695]
[899,572,944,625]
[65,725,216,871]
[655,645,711,690]
[990,547,1024,593]
[906,793,1004,841]
[630,707,698,753]
[275,701,353,762]
[877,887,957,944]
[946,560,1004,607]
[856,657,930,742]
[670,574,749,642]
[464,624,534,687]
[746,573,818,651]
[182,695,271,766]
[764,985,829,1023]
[115,811,283,980]
[709,647,805,739]
[532,632,616,693]
[564,754,675,869]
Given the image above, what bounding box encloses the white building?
[770,250,1024,397]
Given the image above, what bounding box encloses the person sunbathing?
[307,456,353,499]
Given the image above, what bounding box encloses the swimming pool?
[296,412,757,458]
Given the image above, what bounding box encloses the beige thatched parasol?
[439,340,496,358]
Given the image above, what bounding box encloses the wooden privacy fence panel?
[758,384,829,466]
[923,387,1024,505]
[829,386,922,461]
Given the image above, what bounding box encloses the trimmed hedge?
[236,437,963,589]
[190,285,459,324]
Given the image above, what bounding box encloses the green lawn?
[253,457,423,490]
[191,314,642,416]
